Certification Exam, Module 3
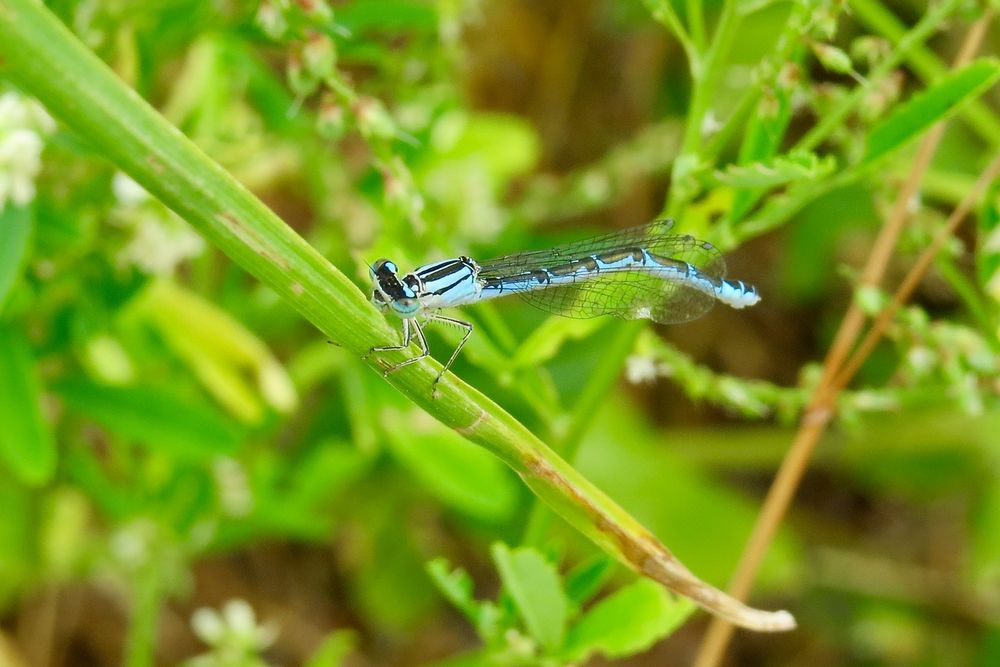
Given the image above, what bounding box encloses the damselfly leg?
[369,318,430,376]
[426,314,474,396]
[367,315,473,396]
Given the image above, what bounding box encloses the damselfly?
[368,219,760,393]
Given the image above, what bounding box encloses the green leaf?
[510,316,607,368]
[0,205,32,313]
[130,279,299,423]
[864,58,1000,164]
[384,409,518,522]
[0,484,33,606]
[491,543,568,650]
[715,150,836,188]
[729,85,795,223]
[55,378,244,460]
[303,630,357,667]
[427,558,479,619]
[426,558,501,640]
[0,324,56,485]
[565,555,616,609]
[562,579,694,662]
[427,112,541,190]
[335,0,438,33]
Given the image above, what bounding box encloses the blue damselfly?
[369,219,760,392]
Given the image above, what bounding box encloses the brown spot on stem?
[216,211,290,269]
[520,448,796,631]
[145,155,165,174]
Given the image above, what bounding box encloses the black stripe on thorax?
[417,256,476,284]
[432,273,472,296]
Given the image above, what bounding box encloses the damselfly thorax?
[368,220,760,394]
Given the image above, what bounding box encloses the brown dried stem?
[693,11,996,666]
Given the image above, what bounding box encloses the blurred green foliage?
[0,0,999,665]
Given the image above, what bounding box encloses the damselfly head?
[369,257,421,318]
[371,258,397,277]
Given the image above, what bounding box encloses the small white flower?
[111,171,205,276]
[254,1,288,39]
[906,345,935,374]
[116,214,205,276]
[849,390,899,412]
[0,92,55,212]
[112,172,150,206]
[0,92,54,132]
[109,519,156,569]
[213,458,253,518]
[625,354,659,384]
[191,599,278,652]
[580,170,610,203]
[191,607,227,645]
[701,110,722,138]
[0,129,43,207]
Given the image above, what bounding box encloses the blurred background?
[1,0,999,665]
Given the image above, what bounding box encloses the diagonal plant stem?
[0,0,793,632]
[521,319,645,546]
[831,152,1000,392]
[693,10,996,665]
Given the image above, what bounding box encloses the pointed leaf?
[427,558,481,621]
[427,558,501,640]
[562,579,693,661]
[0,324,56,485]
[303,630,357,667]
[565,555,616,608]
[384,410,518,522]
[55,378,243,460]
[0,205,32,312]
[715,151,836,188]
[510,315,607,368]
[864,59,1000,164]
[491,543,568,650]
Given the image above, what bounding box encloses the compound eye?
[372,258,397,275]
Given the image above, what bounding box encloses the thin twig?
[693,10,995,666]
[831,152,1000,392]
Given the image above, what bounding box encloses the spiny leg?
[367,317,411,360]
[380,317,429,377]
[367,318,414,374]
[427,314,473,395]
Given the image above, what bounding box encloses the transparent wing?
[477,220,727,325]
